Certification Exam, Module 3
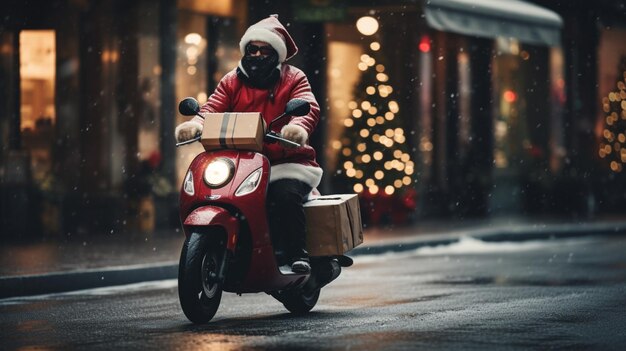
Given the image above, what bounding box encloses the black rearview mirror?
[284,98,310,117]
[179,97,200,116]
[267,98,312,132]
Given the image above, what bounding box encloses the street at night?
[2,234,625,350]
[3,1,626,350]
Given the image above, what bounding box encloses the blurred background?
[1,0,626,241]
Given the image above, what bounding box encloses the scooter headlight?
[204,158,234,188]
[235,168,263,196]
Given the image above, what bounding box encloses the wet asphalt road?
[1,235,626,350]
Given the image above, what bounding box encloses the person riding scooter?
[175,14,322,274]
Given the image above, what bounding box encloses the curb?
[0,262,178,299]
[2,221,626,299]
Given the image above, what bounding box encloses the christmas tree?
[598,58,626,173]
[335,16,415,197]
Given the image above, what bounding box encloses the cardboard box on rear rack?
[305,194,363,256]
[201,112,265,152]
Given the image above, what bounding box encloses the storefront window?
[327,17,415,195]
[457,51,471,159]
[549,47,566,173]
[493,37,527,171]
[492,37,554,213]
[19,30,56,184]
[175,12,239,185]
[491,37,529,213]
[137,1,162,165]
[175,11,209,185]
[325,28,362,173]
[326,13,418,225]
[596,27,626,174]
[417,35,433,175]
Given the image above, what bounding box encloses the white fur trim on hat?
[270,163,323,188]
[240,28,288,62]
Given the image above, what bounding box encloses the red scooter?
[175,97,349,324]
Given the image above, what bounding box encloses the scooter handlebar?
[175,132,300,148]
[265,132,301,148]
[175,134,202,147]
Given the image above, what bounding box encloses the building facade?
[0,0,249,237]
[1,0,625,238]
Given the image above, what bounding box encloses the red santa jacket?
[190,64,323,188]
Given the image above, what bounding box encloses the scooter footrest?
[336,255,353,267]
[279,265,298,275]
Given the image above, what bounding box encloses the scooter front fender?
[183,205,239,251]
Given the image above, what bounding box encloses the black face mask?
[239,52,280,89]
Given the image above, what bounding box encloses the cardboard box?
[201,112,265,152]
[305,194,363,256]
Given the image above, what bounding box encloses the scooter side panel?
[233,245,308,293]
[232,154,312,291]
[228,152,272,248]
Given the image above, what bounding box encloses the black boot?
[290,249,311,274]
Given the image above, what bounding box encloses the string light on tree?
[598,59,626,173]
[336,15,415,196]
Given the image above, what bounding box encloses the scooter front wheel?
[178,231,224,324]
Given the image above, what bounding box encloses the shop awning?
[424,0,563,47]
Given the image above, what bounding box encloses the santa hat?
[239,14,298,63]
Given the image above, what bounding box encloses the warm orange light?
[369,185,379,194]
[419,36,431,53]
[503,90,517,103]
[356,16,379,36]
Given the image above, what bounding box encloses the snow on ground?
[353,236,597,263]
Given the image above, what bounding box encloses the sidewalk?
[2,216,626,298]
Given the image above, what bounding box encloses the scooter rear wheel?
[278,289,320,314]
[178,231,224,324]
